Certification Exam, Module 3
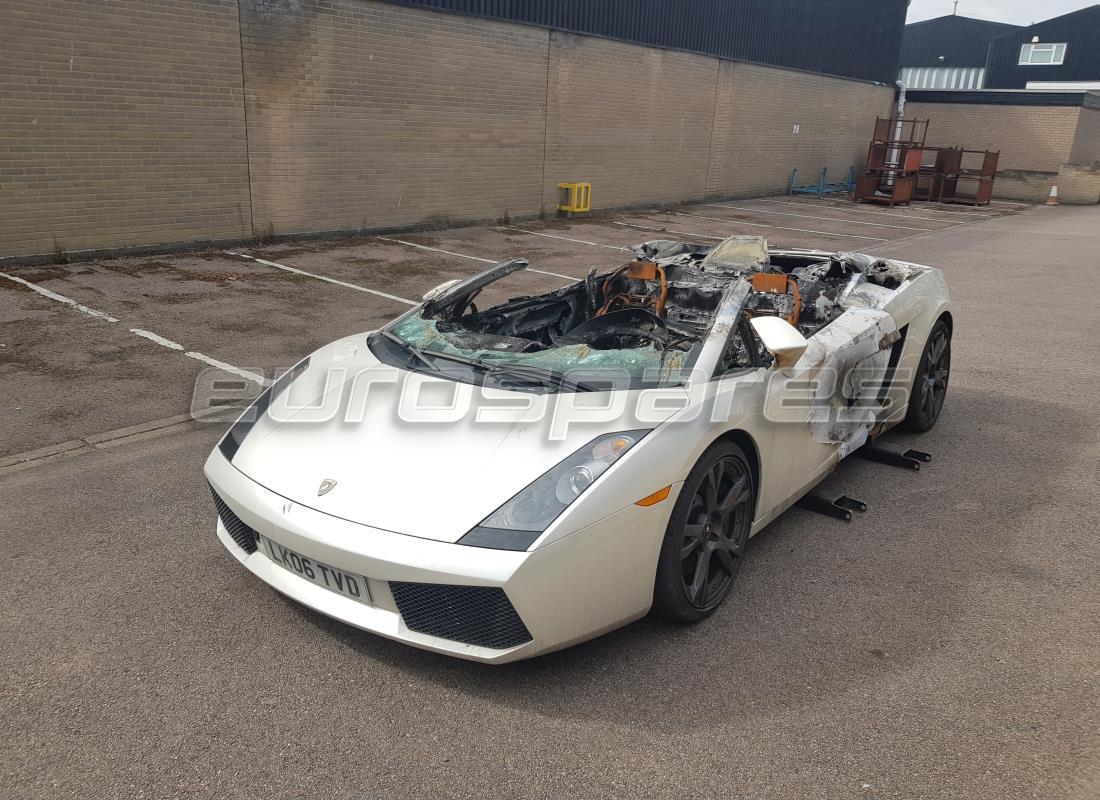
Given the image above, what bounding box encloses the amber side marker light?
[635,486,672,507]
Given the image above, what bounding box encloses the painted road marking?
[499,226,631,253]
[666,211,890,241]
[0,271,119,322]
[376,236,574,281]
[754,198,989,222]
[184,351,268,386]
[133,327,268,386]
[130,328,185,350]
[704,203,937,231]
[613,221,724,240]
[787,200,1003,222]
[1,271,269,386]
[226,251,419,305]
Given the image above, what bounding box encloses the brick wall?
[543,32,717,210]
[2,0,896,259]
[1057,164,1100,204]
[708,63,893,198]
[905,102,1082,172]
[239,0,549,236]
[0,0,253,259]
[1069,107,1100,164]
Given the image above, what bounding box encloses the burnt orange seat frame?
[597,260,669,318]
[745,272,802,326]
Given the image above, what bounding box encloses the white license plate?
[260,536,371,605]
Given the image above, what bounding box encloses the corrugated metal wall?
[984,6,1100,89]
[899,15,1021,68]
[384,0,908,83]
[899,66,985,90]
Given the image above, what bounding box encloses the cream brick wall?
[905,102,1082,172]
[707,63,893,198]
[240,0,549,236]
[1057,164,1100,204]
[0,0,252,259]
[1069,107,1100,164]
[542,32,717,211]
[1,0,901,259]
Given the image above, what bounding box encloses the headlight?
[459,430,648,551]
[217,357,310,462]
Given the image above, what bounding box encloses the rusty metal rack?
[913,146,959,201]
[852,117,929,207]
[852,117,1001,207]
[935,148,1000,206]
[871,117,928,148]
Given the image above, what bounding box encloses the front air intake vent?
[209,486,258,554]
[389,582,532,650]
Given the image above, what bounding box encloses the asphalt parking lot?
[2,196,1098,799]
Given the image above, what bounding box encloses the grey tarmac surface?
[1,198,1097,800]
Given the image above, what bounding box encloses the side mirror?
[422,279,461,303]
[749,316,808,371]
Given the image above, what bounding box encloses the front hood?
[231,333,684,542]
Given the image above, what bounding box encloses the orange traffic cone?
[1045,185,1060,206]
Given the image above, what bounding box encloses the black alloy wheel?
[653,442,754,622]
[905,318,951,432]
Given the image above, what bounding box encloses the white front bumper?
[204,449,677,663]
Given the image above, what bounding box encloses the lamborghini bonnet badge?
[317,479,337,496]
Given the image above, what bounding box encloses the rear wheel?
[904,318,951,432]
[653,442,754,622]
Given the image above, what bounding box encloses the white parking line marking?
[130,328,184,350]
[704,203,937,231]
[376,236,494,263]
[499,226,631,253]
[377,236,574,281]
[225,251,418,306]
[0,271,120,323]
[184,351,268,386]
[782,198,998,219]
[666,211,890,241]
[132,328,266,386]
[613,221,724,240]
[754,198,988,222]
[131,330,263,387]
[2,271,270,386]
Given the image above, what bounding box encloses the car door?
[760,306,900,511]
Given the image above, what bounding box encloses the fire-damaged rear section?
[375,235,928,391]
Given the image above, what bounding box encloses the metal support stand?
[788,166,856,198]
[855,444,931,471]
[796,493,868,522]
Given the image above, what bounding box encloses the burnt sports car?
[205,235,951,662]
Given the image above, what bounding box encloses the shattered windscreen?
[369,236,915,393]
[372,240,748,391]
[390,313,692,383]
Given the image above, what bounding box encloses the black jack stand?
[796,493,868,522]
[855,444,932,471]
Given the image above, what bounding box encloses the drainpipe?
[888,80,907,186]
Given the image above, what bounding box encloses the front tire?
[904,318,951,432]
[652,441,755,622]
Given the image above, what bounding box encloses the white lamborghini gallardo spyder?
[205,236,951,663]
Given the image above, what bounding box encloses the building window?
[1018,43,1067,65]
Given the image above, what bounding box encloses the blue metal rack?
[788,167,856,198]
